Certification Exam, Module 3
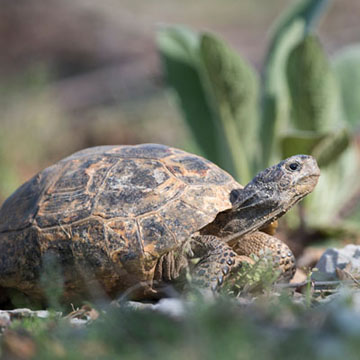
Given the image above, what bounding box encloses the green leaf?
[280,128,349,167]
[157,26,223,167]
[333,45,360,129]
[199,33,259,183]
[261,0,331,166]
[158,26,260,183]
[305,143,360,226]
[287,35,342,132]
[312,127,350,167]
[280,131,325,159]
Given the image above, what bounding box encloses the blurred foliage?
[1,2,360,357]
[286,35,341,133]
[224,252,282,296]
[0,65,187,203]
[157,28,259,183]
[261,0,331,166]
[158,0,360,233]
[333,45,360,130]
[4,289,360,359]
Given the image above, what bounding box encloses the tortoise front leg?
[191,236,252,291]
[231,231,296,281]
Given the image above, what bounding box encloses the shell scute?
[93,158,185,218]
[105,218,147,270]
[158,199,213,243]
[163,154,233,185]
[139,214,176,257]
[105,143,173,159]
[0,228,41,290]
[36,156,119,228]
[105,218,141,258]
[69,219,110,272]
[0,164,59,232]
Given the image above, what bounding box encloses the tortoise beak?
[296,156,320,194]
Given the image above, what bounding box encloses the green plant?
[157,0,360,232]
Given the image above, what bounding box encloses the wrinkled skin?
[192,155,320,290]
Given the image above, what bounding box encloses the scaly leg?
[231,231,296,281]
[191,235,253,291]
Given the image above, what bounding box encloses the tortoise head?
[247,154,320,203]
[224,155,320,240]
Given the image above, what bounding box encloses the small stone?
[8,308,32,319]
[69,317,89,327]
[313,245,360,281]
[0,312,11,329]
[34,310,51,319]
[123,301,156,311]
[153,298,185,318]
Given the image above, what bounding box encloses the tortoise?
[0,144,320,303]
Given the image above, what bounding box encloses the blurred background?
[1,0,359,204]
[2,2,360,356]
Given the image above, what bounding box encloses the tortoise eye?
[288,162,300,171]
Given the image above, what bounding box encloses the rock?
[0,312,11,330]
[68,317,90,328]
[153,298,185,318]
[121,298,186,318]
[122,301,156,311]
[313,244,360,281]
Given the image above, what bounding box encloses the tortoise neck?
[224,185,282,236]
[200,183,282,240]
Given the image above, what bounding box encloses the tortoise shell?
[0,144,241,300]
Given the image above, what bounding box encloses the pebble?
[313,244,360,281]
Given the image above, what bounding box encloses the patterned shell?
[0,144,241,263]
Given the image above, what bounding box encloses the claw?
[217,275,224,286]
[227,258,234,266]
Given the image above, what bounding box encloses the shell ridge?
[157,212,178,246]
[91,157,122,212]
[178,199,211,217]
[31,163,70,229]
[101,223,113,260]
[0,223,32,234]
[134,219,145,257]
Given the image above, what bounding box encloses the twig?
[341,270,360,287]
[275,280,345,290]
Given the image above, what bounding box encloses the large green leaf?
[199,33,259,183]
[280,131,325,159]
[286,35,342,133]
[157,26,223,167]
[333,45,360,129]
[281,128,349,167]
[261,0,331,166]
[158,27,260,183]
[312,128,349,167]
[306,143,360,227]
